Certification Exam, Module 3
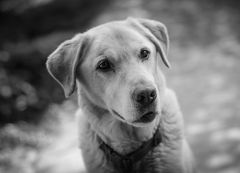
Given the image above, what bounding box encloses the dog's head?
[46,18,170,127]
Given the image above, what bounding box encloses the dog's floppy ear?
[46,34,88,98]
[127,17,170,68]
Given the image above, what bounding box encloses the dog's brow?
[98,47,109,56]
[96,45,118,58]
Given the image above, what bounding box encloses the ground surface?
[0,0,240,173]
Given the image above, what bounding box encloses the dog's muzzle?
[132,87,158,123]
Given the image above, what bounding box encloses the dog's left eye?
[139,49,150,60]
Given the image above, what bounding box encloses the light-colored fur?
[46,17,195,173]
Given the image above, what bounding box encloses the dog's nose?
[133,88,157,106]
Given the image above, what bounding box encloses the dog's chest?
[104,145,182,173]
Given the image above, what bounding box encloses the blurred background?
[0,0,240,172]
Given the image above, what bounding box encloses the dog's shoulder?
[75,109,91,147]
[160,88,184,138]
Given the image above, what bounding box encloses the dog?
[46,17,195,173]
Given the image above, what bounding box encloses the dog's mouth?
[134,111,157,123]
[112,109,157,124]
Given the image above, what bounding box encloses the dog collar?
[98,126,162,172]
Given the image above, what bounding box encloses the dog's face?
[46,18,170,127]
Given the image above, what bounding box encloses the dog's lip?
[112,109,125,120]
[134,111,157,123]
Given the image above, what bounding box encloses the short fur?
[46,17,195,173]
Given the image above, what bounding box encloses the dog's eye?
[97,59,112,72]
[139,49,150,60]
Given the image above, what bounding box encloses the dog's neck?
[79,92,161,155]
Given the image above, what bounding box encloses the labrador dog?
[46,17,195,173]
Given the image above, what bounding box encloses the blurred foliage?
[0,0,111,41]
[0,0,111,124]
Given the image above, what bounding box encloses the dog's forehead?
[87,21,147,51]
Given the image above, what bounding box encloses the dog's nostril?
[134,88,157,106]
[136,93,146,103]
[150,90,157,100]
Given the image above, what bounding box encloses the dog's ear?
[127,17,170,68]
[46,34,88,98]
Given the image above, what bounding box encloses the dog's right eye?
[96,59,113,72]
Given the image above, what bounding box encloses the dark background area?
[0,0,240,173]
